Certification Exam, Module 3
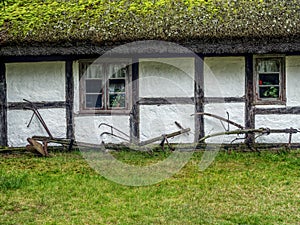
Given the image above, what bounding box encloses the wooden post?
[65,60,74,140]
[245,54,255,144]
[194,55,205,142]
[0,60,7,146]
[130,59,139,143]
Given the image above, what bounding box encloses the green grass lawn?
[0,149,299,224]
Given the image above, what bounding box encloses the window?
[79,59,131,113]
[254,56,285,104]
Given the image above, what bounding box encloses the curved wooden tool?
[27,138,49,156]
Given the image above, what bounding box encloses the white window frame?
[254,55,286,105]
[79,59,132,114]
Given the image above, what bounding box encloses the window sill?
[253,99,286,106]
[77,109,131,116]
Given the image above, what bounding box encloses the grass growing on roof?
[0,149,299,224]
[1,0,300,45]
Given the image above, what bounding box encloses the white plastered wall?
[73,61,80,114]
[255,115,300,143]
[139,58,195,143]
[75,116,130,144]
[7,109,66,147]
[204,57,245,97]
[139,58,194,98]
[6,62,65,102]
[204,103,245,143]
[286,56,300,107]
[6,62,66,147]
[139,105,195,143]
[203,57,245,143]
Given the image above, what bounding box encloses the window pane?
[258,60,280,72]
[259,73,279,85]
[86,94,102,108]
[108,63,127,78]
[109,94,125,108]
[259,86,279,98]
[87,65,104,78]
[109,79,125,92]
[80,60,130,111]
[86,79,102,93]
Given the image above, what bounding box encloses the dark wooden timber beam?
[194,56,205,142]
[245,54,255,144]
[8,101,66,110]
[3,55,72,63]
[130,59,139,143]
[66,60,74,140]
[138,97,194,105]
[137,97,245,105]
[204,97,245,104]
[255,107,300,115]
[0,60,7,146]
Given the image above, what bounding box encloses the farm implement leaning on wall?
[23,99,191,156]
[193,112,300,151]
[24,99,300,156]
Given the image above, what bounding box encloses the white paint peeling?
[204,57,245,97]
[139,58,194,98]
[6,62,65,102]
[139,105,195,143]
[7,109,66,147]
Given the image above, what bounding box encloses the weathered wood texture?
[0,61,7,146]
[204,97,245,104]
[138,128,191,146]
[130,60,139,143]
[3,38,300,57]
[245,54,255,144]
[8,101,66,110]
[194,56,204,142]
[255,107,300,115]
[66,60,74,139]
[137,97,245,105]
[193,112,244,129]
[138,97,194,105]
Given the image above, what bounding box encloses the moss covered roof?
[1,0,300,46]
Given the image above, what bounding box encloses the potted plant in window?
[263,86,279,98]
[111,95,125,107]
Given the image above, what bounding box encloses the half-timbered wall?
[138,58,195,143]
[6,62,66,146]
[3,54,300,147]
[204,57,245,143]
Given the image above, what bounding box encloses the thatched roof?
[1,0,300,56]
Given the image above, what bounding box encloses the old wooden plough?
[99,121,190,150]
[24,99,191,155]
[193,112,300,149]
[24,98,300,156]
